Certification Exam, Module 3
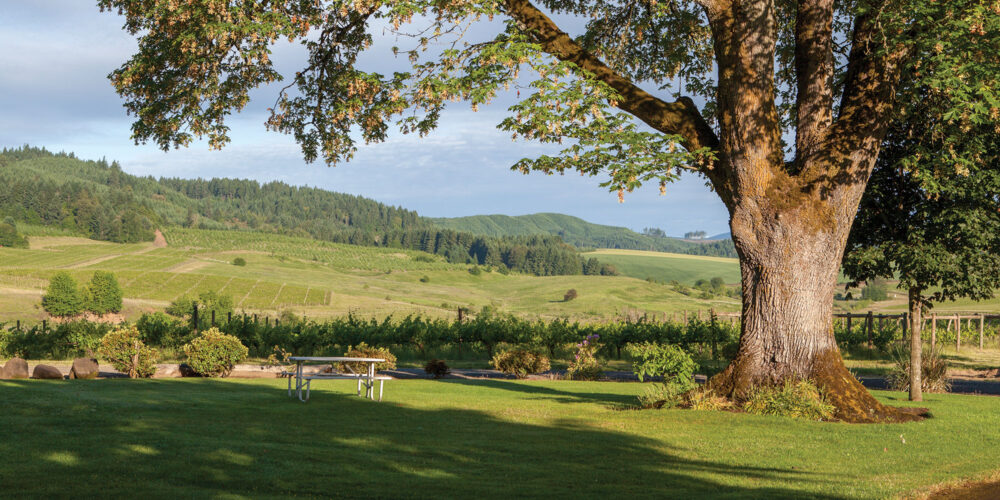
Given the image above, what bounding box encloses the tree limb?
[502,0,719,153]
[794,0,834,167]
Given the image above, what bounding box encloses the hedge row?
[1,312,741,361]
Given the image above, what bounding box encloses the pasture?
[0,230,740,324]
[582,249,742,285]
[0,377,996,498]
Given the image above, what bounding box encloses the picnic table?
[287,356,389,402]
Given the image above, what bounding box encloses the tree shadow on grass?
[439,378,641,407]
[0,379,848,499]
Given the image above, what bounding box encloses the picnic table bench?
[286,357,390,402]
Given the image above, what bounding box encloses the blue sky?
[0,2,731,237]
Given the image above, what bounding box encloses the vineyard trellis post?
[956,313,961,351]
[866,311,874,349]
[980,314,985,349]
[931,313,937,349]
[192,304,199,334]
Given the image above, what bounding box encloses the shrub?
[232,257,247,266]
[97,325,158,378]
[84,271,123,315]
[468,266,482,276]
[339,342,396,373]
[743,380,835,421]
[887,344,951,393]
[638,382,688,409]
[419,275,430,283]
[625,342,697,383]
[566,334,604,380]
[42,272,84,317]
[687,390,733,411]
[183,328,249,377]
[135,312,188,347]
[424,359,451,379]
[492,349,550,378]
[626,343,698,408]
[563,289,578,301]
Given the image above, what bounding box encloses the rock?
[178,363,198,377]
[69,358,99,379]
[3,358,29,379]
[32,364,64,380]
[153,365,182,378]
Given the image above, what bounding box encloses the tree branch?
[502,0,719,153]
[793,0,834,167]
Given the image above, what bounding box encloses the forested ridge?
[432,213,737,258]
[0,146,615,276]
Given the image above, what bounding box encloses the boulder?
[153,365,182,378]
[3,358,29,379]
[32,364,64,380]
[178,363,198,377]
[69,358,99,380]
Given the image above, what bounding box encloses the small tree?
[85,271,123,315]
[42,272,84,317]
[563,289,578,302]
[0,219,28,248]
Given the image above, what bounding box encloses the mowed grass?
[583,249,742,285]
[0,378,997,498]
[0,231,739,324]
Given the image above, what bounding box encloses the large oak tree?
[99,0,1000,421]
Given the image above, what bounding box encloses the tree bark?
[908,288,923,402]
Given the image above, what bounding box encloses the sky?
[0,2,731,237]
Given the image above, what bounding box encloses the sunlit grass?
[0,378,996,498]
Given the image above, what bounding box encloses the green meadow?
[0,229,741,325]
[0,377,996,499]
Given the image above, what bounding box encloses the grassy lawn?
[1,378,998,498]
[583,249,742,285]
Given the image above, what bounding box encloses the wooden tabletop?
[288,357,385,362]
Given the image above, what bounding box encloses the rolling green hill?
[0,230,741,325]
[582,249,742,285]
[431,213,737,258]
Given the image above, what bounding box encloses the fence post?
[457,307,464,324]
[710,308,718,360]
[192,304,199,333]
[866,311,873,349]
[211,310,216,326]
[930,314,936,349]
[956,313,961,351]
[980,314,985,349]
[227,311,232,324]
[846,313,852,336]
[683,310,688,323]
[42,320,46,332]
[16,320,20,331]
[265,317,270,327]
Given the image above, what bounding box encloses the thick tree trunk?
[908,288,923,402]
[706,211,918,423]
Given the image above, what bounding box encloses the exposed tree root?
[705,349,926,423]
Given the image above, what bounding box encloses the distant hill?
[0,146,608,276]
[708,232,732,240]
[431,213,737,258]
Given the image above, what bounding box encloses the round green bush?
[492,349,550,379]
[97,325,158,378]
[339,343,396,373]
[232,257,247,266]
[183,328,248,377]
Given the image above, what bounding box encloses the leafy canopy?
[99,0,1000,201]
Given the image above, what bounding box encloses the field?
[0,377,997,498]
[582,249,742,285]
[0,229,740,324]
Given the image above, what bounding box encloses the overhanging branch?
[502,0,719,153]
